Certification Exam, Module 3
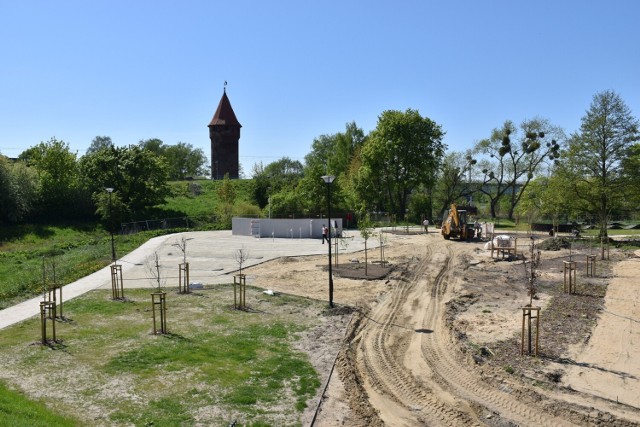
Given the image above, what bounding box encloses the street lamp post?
[321,175,335,308]
[106,188,116,263]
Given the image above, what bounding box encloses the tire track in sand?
[356,243,481,426]
[418,243,579,426]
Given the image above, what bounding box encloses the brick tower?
[209,88,241,179]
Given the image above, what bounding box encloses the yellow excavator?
[441,203,475,240]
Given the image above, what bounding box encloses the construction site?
[1,225,639,426]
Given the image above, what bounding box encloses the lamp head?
[321,175,335,184]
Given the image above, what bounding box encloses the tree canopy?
[86,136,114,155]
[0,155,38,223]
[433,151,476,217]
[251,157,304,210]
[356,109,445,218]
[563,90,639,247]
[18,138,90,219]
[5,90,639,229]
[79,145,170,220]
[474,118,563,219]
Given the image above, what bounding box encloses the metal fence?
[119,211,404,235]
[120,216,218,234]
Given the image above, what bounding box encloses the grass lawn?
[0,380,81,427]
[0,224,177,309]
[0,285,326,426]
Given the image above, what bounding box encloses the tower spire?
[209,88,241,180]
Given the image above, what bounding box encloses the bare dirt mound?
[332,262,392,280]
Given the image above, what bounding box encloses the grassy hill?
[0,179,258,309]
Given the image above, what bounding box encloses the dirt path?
[246,232,640,426]
[342,238,579,426]
[563,250,640,408]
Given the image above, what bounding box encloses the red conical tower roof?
[208,90,241,127]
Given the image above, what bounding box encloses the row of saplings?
[490,235,603,357]
[38,237,250,345]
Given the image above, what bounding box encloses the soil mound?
[536,237,571,251]
[332,263,392,280]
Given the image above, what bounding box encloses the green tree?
[251,157,304,209]
[163,142,208,180]
[433,151,477,217]
[357,109,445,217]
[138,138,165,156]
[94,188,127,231]
[215,173,237,227]
[297,160,333,216]
[304,122,365,178]
[79,145,170,219]
[86,136,114,155]
[564,90,639,256]
[407,187,432,224]
[299,122,366,215]
[0,156,34,223]
[622,143,640,210]
[268,189,306,218]
[357,212,375,276]
[0,156,18,223]
[19,138,89,219]
[475,118,563,219]
[516,173,576,234]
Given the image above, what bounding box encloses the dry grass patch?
[0,285,336,426]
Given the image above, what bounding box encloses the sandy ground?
[243,232,640,426]
[562,250,640,408]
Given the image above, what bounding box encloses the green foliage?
[0,223,178,308]
[0,381,80,427]
[268,187,306,217]
[297,161,331,215]
[251,157,304,209]
[79,145,170,219]
[215,174,237,227]
[304,122,365,180]
[138,138,165,155]
[93,189,126,229]
[216,173,237,205]
[433,151,477,218]
[475,118,565,219]
[408,189,432,223]
[356,109,445,217]
[19,137,91,220]
[516,173,581,227]
[233,200,263,218]
[622,143,640,208]
[0,156,38,223]
[85,136,113,155]
[162,142,208,180]
[159,179,255,221]
[137,138,208,180]
[563,90,640,238]
[297,122,365,215]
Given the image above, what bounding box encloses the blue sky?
[1,1,638,176]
